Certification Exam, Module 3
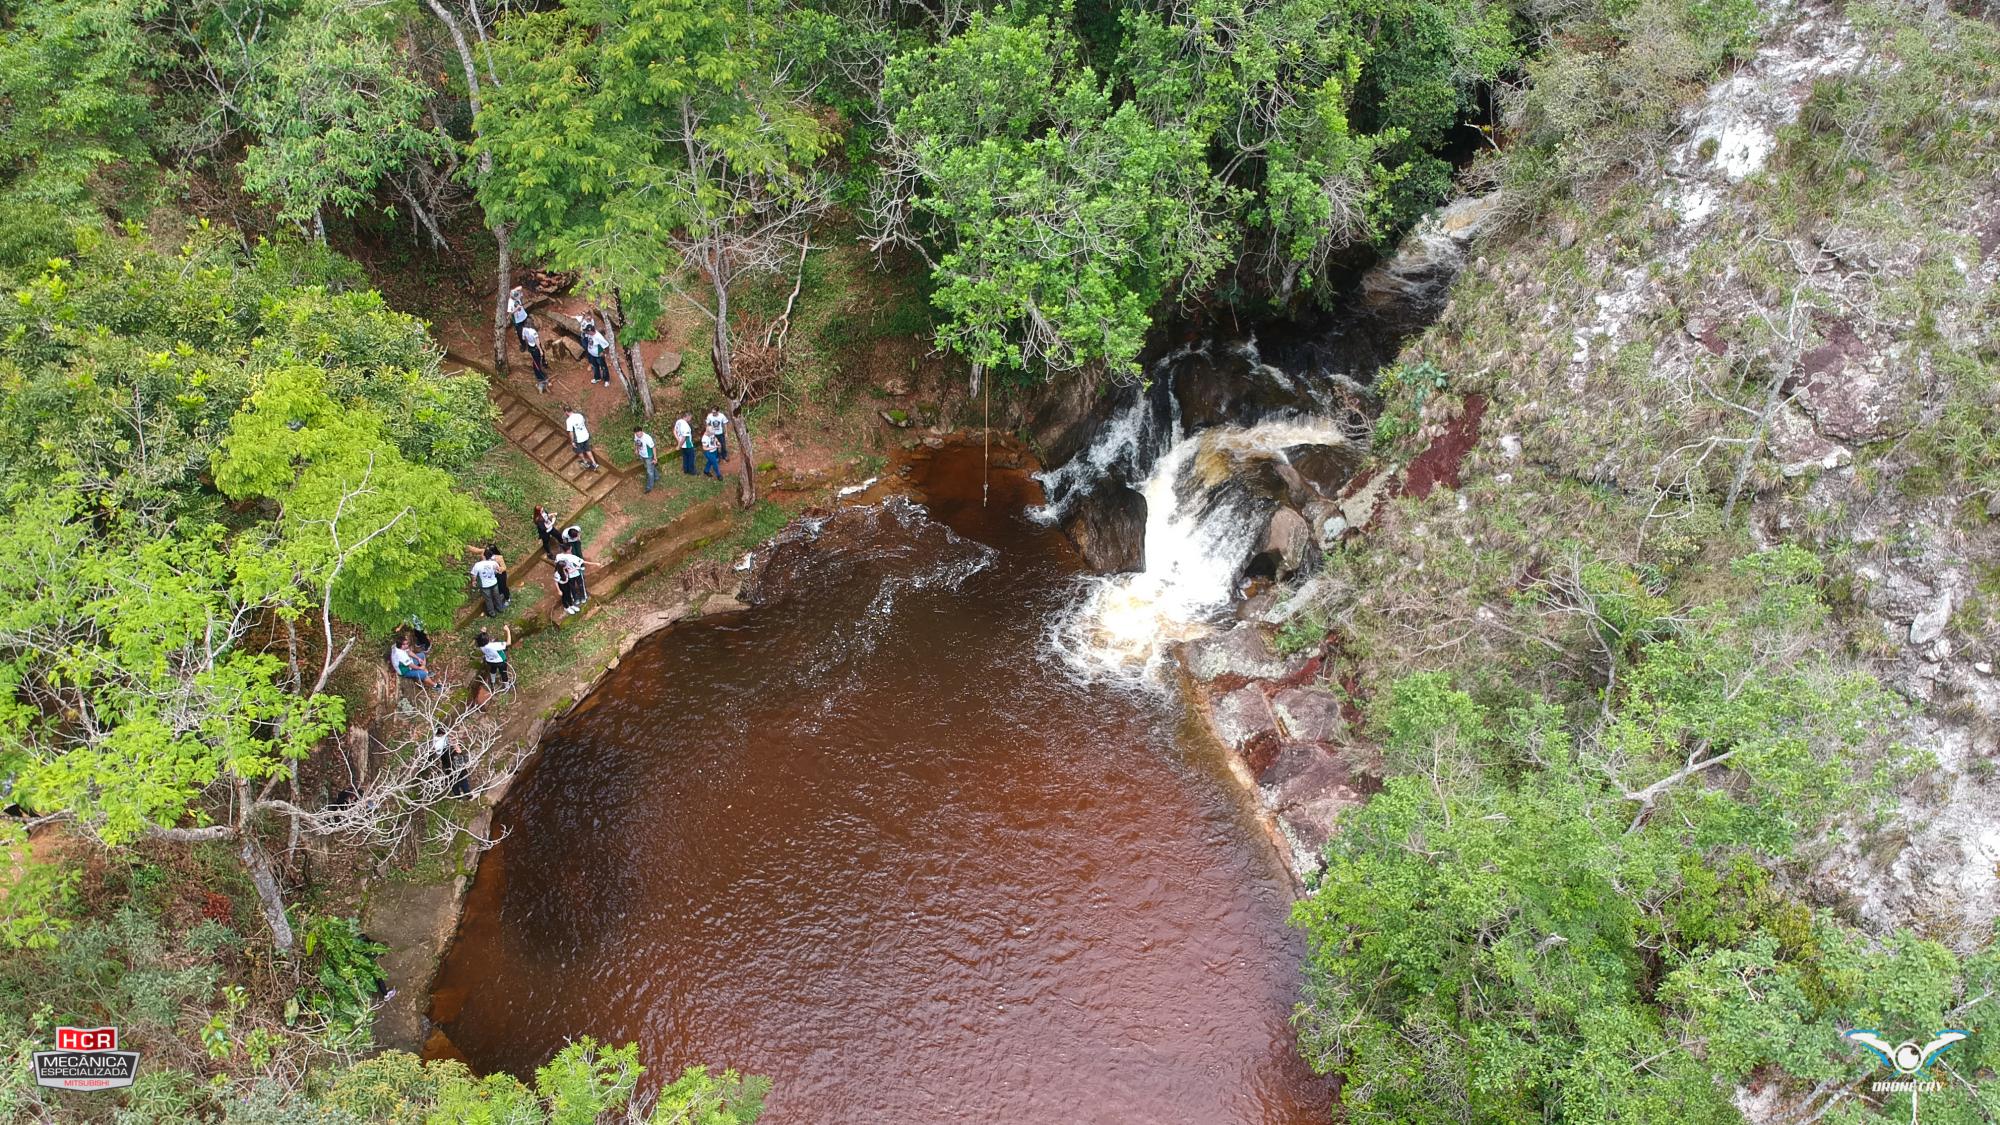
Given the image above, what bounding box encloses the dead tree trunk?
[240,833,295,952]
[710,292,756,508]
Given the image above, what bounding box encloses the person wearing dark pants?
[470,552,507,617]
[563,407,600,471]
[430,727,471,798]
[585,328,613,386]
[553,549,592,615]
[705,407,729,460]
[509,287,530,347]
[488,547,510,603]
[477,625,513,693]
[533,506,560,560]
[675,414,696,475]
[523,324,549,392]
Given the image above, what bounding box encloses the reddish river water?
[427,446,1330,1122]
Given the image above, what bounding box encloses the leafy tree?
[0,489,343,948]
[476,0,831,507]
[651,1063,772,1125]
[279,1040,768,1123]
[0,224,493,516]
[214,367,496,635]
[0,0,159,210]
[1290,551,1962,1123]
[875,12,1229,382]
[237,0,455,241]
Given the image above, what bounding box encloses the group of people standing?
[388,287,748,715]
[630,407,732,489]
[533,505,598,615]
[509,286,615,396]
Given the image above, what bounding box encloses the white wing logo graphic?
[1844,1029,1970,1075]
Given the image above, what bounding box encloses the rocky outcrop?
[1359,193,1505,333]
[1061,483,1147,573]
[1183,621,1378,883]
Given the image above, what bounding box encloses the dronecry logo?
[1843,1028,1968,1096]
[31,1026,141,1091]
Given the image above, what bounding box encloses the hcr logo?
[55,1027,117,1053]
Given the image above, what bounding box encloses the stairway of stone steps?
[449,357,627,506]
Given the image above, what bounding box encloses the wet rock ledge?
[1177,610,1382,887]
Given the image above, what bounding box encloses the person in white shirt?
[673,414,695,476]
[585,328,613,385]
[508,286,529,344]
[633,428,659,492]
[475,624,512,691]
[470,554,505,617]
[699,429,722,480]
[704,406,730,460]
[521,323,549,391]
[552,549,594,614]
[430,725,470,797]
[563,406,599,470]
[390,634,435,686]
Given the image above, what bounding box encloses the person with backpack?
[522,324,550,392]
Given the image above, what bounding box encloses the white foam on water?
[1047,415,1352,686]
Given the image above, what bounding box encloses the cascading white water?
[1048,414,1354,685]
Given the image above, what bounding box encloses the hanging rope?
[981,364,990,507]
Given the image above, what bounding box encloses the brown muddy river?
[427,447,1330,1122]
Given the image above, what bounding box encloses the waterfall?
[1047,414,1355,685]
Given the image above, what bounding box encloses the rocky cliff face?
[1272,0,2000,943]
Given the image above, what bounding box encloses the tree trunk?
[240,833,295,952]
[595,303,651,417]
[728,412,755,507]
[421,0,511,378]
[710,307,755,509]
[608,289,654,417]
[492,225,512,377]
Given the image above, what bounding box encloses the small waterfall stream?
[1034,337,1373,683]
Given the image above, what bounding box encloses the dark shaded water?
[428,447,1329,1123]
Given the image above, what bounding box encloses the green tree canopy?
[1289,552,1983,1123]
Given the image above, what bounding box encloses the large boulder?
[1060,484,1148,574]
[1270,685,1345,743]
[651,350,683,380]
[1794,325,1914,442]
[1208,684,1283,774]
[1286,444,1361,499]
[1246,507,1311,582]
[1184,622,1309,685]
[1170,348,1323,433]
